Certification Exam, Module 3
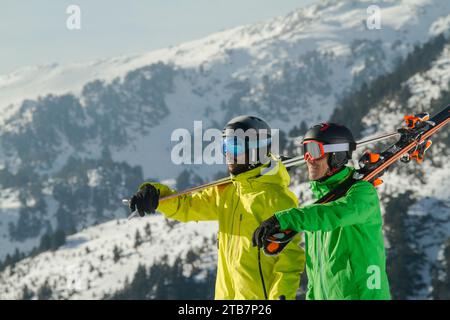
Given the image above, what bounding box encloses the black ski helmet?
[222,115,272,163]
[223,115,272,135]
[302,123,356,171]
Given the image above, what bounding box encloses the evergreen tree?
[176,170,203,191]
[176,170,191,191]
[20,285,34,300]
[38,234,52,252]
[51,230,66,250]
[110,254,216,300]
[164,218,179,230]
[134,230,143,249]
[144,223,152,241]
[330,34,448,138]
[37,280,53,300]
[384,192,425,299]
[0,249,26,272]
[113,245,122,263]
[431,237,450,299]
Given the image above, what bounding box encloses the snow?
[0,216,217,299]
[1,0,450,300]
[0,189,21,210]
[407,44,450,110]
[1,0,449,118]
[87,169,102,188]
[429,14,450,36]
[110,74,229,181]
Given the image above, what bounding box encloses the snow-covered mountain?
[0,216,217,299]
[1,0,450,299]
[2,0,445,111]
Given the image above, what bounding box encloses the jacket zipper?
[228,184,241,266]
[233,213,243,262]
[317,231,328,299]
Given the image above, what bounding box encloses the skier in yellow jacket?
[129,115,305,299]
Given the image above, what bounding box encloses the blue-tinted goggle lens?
[222,137,271,156]
[222,137,246,156]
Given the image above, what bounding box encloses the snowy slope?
[0,216,217,299]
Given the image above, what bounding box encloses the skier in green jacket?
[253,123,391,300]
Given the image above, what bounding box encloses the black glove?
[252,215,281,249]
[129,184,160,217]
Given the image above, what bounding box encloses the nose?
[304,154,315,164]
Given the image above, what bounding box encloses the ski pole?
[122,199,140,220]
[357,131,400,148]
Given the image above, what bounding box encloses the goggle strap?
[224,137,271,148]
[247,138,271,149]
[323,143,350,153]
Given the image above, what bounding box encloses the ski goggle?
[222,136,271,156]
[303,140,350,161]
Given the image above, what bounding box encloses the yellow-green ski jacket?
[141,158,305,299]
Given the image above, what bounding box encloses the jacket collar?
[230,155,290,188]
[309,166,354,198]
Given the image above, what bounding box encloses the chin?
[310,173,323,181]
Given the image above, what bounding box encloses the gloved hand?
[129,184,160,217]
[252,215,281,249]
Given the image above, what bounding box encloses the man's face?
[226,153,248,175]
[306,154,330,181]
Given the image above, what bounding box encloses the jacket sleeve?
[140,182,220,222]
[267,191,305,300]
[275,181,379,232]
[268,233,305,300]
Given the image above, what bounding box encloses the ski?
[262,105,450,256]
[124,131,400,220]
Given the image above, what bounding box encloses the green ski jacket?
[275,166,391,300]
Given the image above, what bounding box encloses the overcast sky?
[0,0,316,74]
